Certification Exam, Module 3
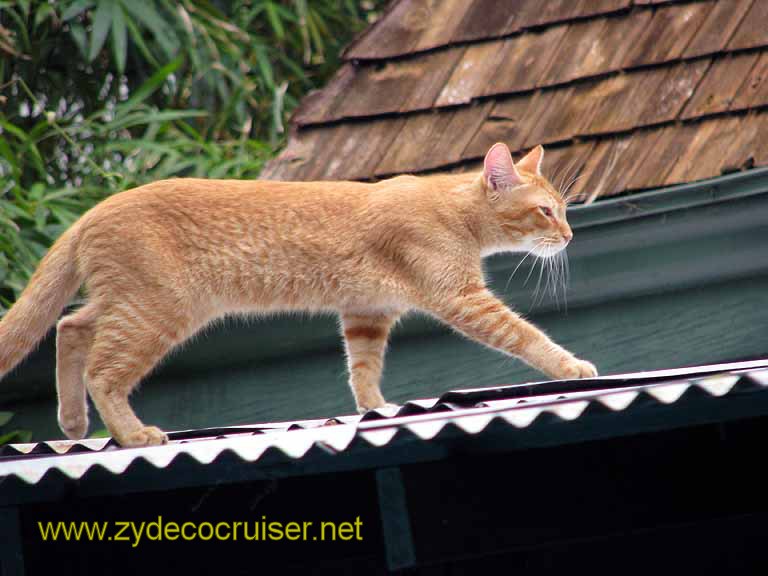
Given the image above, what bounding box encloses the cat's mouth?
[532,239,568,258]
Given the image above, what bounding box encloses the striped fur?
[341,313,400,411]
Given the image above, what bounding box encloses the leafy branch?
[0,0,385,312]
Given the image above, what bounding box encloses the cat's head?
[482,142,571,258]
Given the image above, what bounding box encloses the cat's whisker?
[550,247,559,307]
[561,173,589,203]
[551,252,560,310]
[568,169,595,203]
[545,255,557,309]
[560,161,581,190]
[505,239,544,292]
[584,141,622,205]
[552,164,570,198]
[548,248,557,307]
[531,255,544,308]
[532,242,555,308]
[524,237,572,311]
[563,256,568,308]
[525,259,539,288]
[523,239,549,286]
[537,258,547,306]
[557,156,580,198]
[556,250,566,312]
[562,250,570,313]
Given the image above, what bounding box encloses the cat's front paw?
[118,426,169,447]
[557,357,598,380]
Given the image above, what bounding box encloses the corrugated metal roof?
[2,359,768,491]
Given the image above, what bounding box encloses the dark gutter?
[567,167,768,229]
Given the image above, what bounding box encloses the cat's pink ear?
[483,143,524,196]
[516,145,544,176]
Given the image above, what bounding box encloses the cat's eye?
[539,206,554,218]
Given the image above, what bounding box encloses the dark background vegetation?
[0,0,384,312]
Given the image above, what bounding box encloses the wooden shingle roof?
[262,0,768,202]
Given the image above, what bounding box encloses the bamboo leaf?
[114,55,183,115]
[61,0,95,21]
[306,10,325,61]
[34,204,48,232]
[49,205,80,227]
[67,21,89,58]
[24,142,48,180]
[17,0,30,18]
[121,0,178,59]
[88,0,114,62]
[29,182,45,201]
[255,45,275,89]
[105,109,206,132]
[265,2,285,39]
[1,7,27,50]
[292,0,311,63]
[0,211,21,233]
[123,8,158,66]
[34,4,56,29]
[0,119,28,141]
[0,411,13,427]
[0,430,33,444]
[41,188,81,202]
[0,139,19,179]
[0,200,29,223]
[111,2,127,74]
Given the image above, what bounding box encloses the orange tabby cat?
[0,142,596,447]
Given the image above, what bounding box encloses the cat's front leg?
[430,284,597,380]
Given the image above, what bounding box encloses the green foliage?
[0,0,383,311]
[89,427,110,438]
[0,410,33,444]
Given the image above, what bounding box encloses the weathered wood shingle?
[264,0,768,201]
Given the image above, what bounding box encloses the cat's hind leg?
[340,311,401,413]
[56,303,99,440]
[84,302,202,447]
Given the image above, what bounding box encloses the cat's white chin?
[481,240,567,258]
[481,244,520,257]
[532,242,567,259]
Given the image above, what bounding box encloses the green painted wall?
[3,171,768,441]
[6,271,768,441]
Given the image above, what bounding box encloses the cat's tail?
[0,224,83,379]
